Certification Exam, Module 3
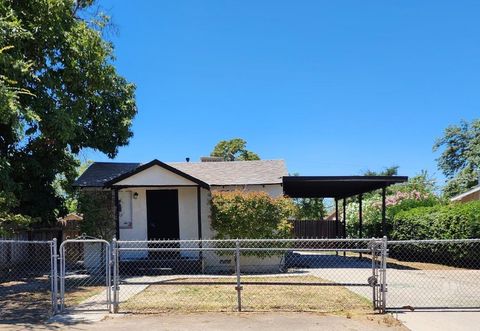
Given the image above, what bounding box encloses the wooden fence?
[291,219,345,238]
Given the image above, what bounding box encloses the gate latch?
[368,275,378,287]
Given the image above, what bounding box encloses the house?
[450,185,480,203]
[74,161,407,270]
[74,158,287,242]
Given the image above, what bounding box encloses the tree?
[54,160,94,213]
[210,138,260,161]
[363,166,399,177]
[0,0,137,230]
[293,198,327,220]
[434,119,480,198]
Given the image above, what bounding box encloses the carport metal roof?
[283,176,408,199]
[283,175,409,238]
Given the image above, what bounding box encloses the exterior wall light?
[133,192,139,199]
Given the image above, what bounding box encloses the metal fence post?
[381,236,388,312]
[370,238,377,310]
[235,239,242,312]
[50,238,58,314]
[112,238,119,313]
[105,242,112,313]
[59,242,65,313]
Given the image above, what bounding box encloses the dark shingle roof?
[74,160,287,187]
[74,162,140,187]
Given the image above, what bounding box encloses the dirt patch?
[0,277,52,324]
[0,277,103,325]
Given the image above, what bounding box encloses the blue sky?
[84,1,480,186]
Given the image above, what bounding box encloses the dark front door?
[146,190,180,240]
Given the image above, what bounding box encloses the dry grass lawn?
[122,275,372,313]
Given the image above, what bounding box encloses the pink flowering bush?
[346,188,439,238]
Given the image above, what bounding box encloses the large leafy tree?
[363,166,399,177]
[0,0,136,232]
[210,138,260,161]
[434,119,480,198]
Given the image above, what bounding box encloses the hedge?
[390,201,480,266]
[392,200,480,240]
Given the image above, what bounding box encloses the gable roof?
[105,159,210,188]
[74,159,287,188]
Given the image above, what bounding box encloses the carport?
[283,176,408,237]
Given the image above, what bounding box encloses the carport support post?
[335,199,339,256]
[359,194,363,259]
[381,187,386,237]
[343,198,347,256]
[358,193,363,238]
[335,198,339,236]
[235,240,242,311]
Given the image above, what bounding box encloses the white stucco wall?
[116,182,283,262]
[118,184,283,242]
[118,187,204,259]
[119,187,202,240]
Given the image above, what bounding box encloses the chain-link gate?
[59,237,111,313]
[386,239,480,310]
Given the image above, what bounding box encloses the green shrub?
[211,190,294,239]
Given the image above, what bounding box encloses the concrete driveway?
[396,310,480,331]
[294,254,480,309]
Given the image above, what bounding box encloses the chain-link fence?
[386,239,480,310]
[112,238,386,313]
[0,240,56,323]
[1,237,480,321]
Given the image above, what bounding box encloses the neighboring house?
[74,159,287,242]
[450,185,480,203]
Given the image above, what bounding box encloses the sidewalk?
[396,310,480,331]
[2,312,407,331]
